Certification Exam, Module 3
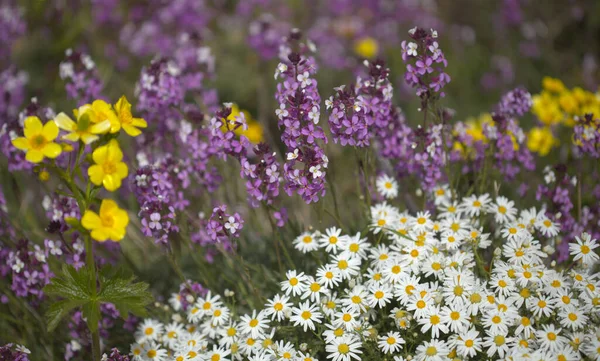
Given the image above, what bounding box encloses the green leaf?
[64,217,86,232]
[45,299,86,332]
[44,264,92,301]
[98,267,153,319]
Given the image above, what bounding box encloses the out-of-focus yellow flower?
[354,37,379,59]
[532,93,563,126]
[222,104,264,144]
[114,96,147,137]
[11,116,62,163]
[88,139,128,192]
[542,77,565,93]
[527,127,557,156]
[82,199,129,242]
[54,110,111,144]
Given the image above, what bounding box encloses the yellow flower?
[54,109,111,144]
[11,116,62,163]
[542,77,565,93]
[353,37,379,59]
[527,127,557,156]
[114,96,148,136]
[222,104,263,144]
[532,93,562,126]
[88,139,128,191]
[81,199,129,242]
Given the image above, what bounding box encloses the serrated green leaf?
[98,268,153,319]
[45,299,86,332]
[43,264,92,301]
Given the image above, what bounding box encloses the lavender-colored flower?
[0,343,31,361]
[497,86,533,117]
[573,113,600,158]
[59,49,104,105]
[402,27,450,100]
[206,205,244,245]
[275,31,329,204]
[0,5,26,62]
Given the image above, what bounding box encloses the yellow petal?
[107,227,125,241]
[91,229,109,242]
[92,144,108,164]
[106,140,123,162]
[63,132,81,142]
[25,149,44,163]
[11,137,29,150]
[81,210,101,230]
[103,174,121,191]
[114,95,131,113]
[88,165,105,185]
[42,143,62,158]
[113,209,130,229]
[90,119,111,134]
[99,199,118,216]
[80,133,98,144]
[122,124,142,137]
[116,162,128,179]
[54,113,76,131]
[24,116,43,138]
[42,121,59,141]
[132,117,147,128]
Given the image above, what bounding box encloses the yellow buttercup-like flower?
[88,139,128,191]
[527,127,557,156]
[86,100,120,133]
[82,199,129,242]
[114,95,147,137]
[54,110,111,144]
[222,104,264,144]
[11,116,62,163]
[354,37,379,59]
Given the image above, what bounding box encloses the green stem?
[85,235,101,361]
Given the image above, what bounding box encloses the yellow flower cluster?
[532,77,600,127]
[222,104,263,144]
[12,96,144,243]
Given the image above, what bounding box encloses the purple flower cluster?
[241,143,282,207]
[380,114,448,191]
[206,205,244,246]
[496,86,533,117]
[0,5,26,62]
[275,31,329,204]
[3,239,53,301]
[573,113,600,158]
[135,58,184,123]
[133,165,183,245]
[59,49,104,105]
[402,27,450,100]
[210,105,283,211]
[0,344,30,361]
[0,70,36,172]
[248,14,288,60]
[327,59,394,147]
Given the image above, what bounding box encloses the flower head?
[11,116,62,163]
[114,95,148,136]
[88,139,129,191]
[54,109,111,144]
[82,199,129,242]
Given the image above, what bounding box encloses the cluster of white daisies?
[129,188,600,361]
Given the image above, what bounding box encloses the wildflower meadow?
[2,1,600,361]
